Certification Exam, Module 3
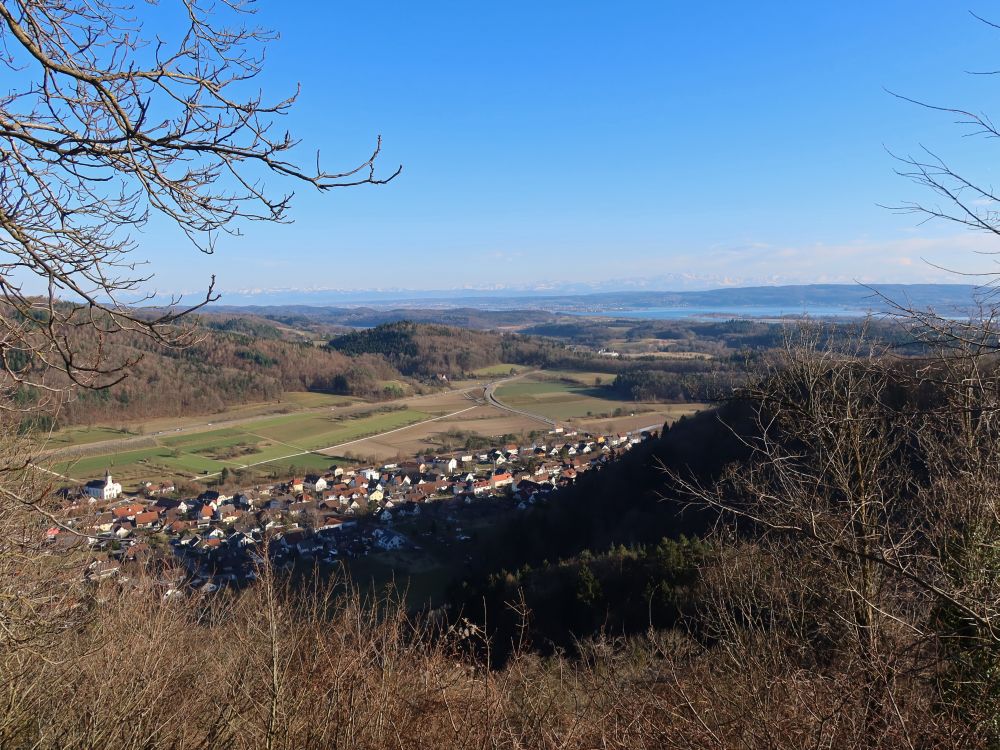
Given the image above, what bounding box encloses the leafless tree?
[647,18,1000,740]
[0,0,400,685]
[881,12,1000,330]
[0,0,399,409]
[665,324,1000,745]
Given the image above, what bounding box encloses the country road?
[27,370,664,484]
[197,404,484,479]
[35,371,540,464]
[484,382,557,427]
[194,371,550,478]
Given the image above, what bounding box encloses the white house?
[303,474,328,493]
[84,472,122,501]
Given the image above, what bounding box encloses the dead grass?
[578,404,707,434]
[0,566,970,750]
[316,405,540,461]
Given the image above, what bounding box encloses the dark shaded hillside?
[461,402,751,576]
[450,402,755,655]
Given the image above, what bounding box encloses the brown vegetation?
[665,324,1000,747]
[14,318,402,428]
[0,556,985,749]
[5,322,1000,748]
[2,1,998,747]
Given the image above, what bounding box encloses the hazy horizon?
[189,281,981,314]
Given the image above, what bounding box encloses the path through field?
[196,404,483,478]
[484,382,557,427]
[37,372,537,462]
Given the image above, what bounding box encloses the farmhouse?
[135,511,160,529]
[112,502,145,521]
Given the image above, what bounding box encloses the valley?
[39,363,704,492]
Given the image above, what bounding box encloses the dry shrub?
[0,557,981,750]
[2,331,995,749]
[0,565,688,750]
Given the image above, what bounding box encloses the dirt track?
[37,372,540,463]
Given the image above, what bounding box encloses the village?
[46,427,657,593]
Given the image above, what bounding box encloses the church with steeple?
[83,471,122,501]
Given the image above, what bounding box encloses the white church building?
[84,471,122,501]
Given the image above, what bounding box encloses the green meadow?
[49,407,432,487]
[470,363,525,377]
[494,378,647,421]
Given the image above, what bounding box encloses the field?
[39,426,134,449]
[531,370,616,386]
[39,373,708,489]
[604,337,714,359]
[494,378,646,421]
[494,375,707,429]
[322,405,543,462]
[280,392,362,408]
[575,404,706,434]
[42,387,494,488]
[48,407,437,487]
[37,391,363,454]
[470,363,526,377]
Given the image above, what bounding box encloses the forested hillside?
[39,329,399,427]
[13,314,597,428]
[20,312,765,428]
[449,403,753,656]
[327,321,572,377]
[9,310,400,427]
[16,305,876,430]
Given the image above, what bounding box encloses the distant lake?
[572,305,874,321]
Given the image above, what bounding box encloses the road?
[483,381,557,427]
[35,371,540,464]
[36,376,520,459]
[198,404,484,478]
[192,372,549,478]
[203,396,661,479]
[29,372,668,484]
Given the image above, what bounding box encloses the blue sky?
[132,3,1000,297]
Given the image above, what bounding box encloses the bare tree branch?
[0,0,400,409]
